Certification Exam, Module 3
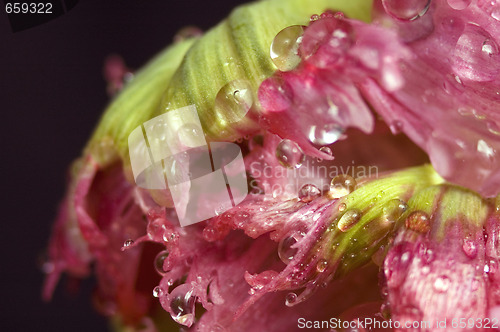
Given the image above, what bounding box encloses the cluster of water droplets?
[477,0,500,21]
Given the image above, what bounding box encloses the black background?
[0,0,244,330]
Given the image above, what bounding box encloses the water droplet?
[278,232,305,264]
[452,24,500,82]
[382,0,430,21]
[492,7,500,21]
[383,199,408,224]
[447,0,471,10]
[338,202,347,212]
[270,25,305,71]
[329,174,357,198]
[433,275,450,293]
[384,243,413,288]
[214,80,254,123]
[389,120,403,134]
[214,203,231,216]
[174,26,203,43]
[300,17,354,68]
[319,146,333,157]
[338,209,361,232]
[121,239,134,251]
[477,139,496,160]
[154,250,170,275]
[298,184,321,202]
[308,124,344,145]
[487,121,500,136]
[233,210,251,228]
[405,211,431,233]
[285,292,297,306]
[153,286,164,298]
[316,259,328,272]
[276,139,305,168]
[168,284,197,327]
[380,302,392,319]
[418,243,435,265]
[462,238,478,258]
[177,123,204,148]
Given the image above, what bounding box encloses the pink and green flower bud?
[383,185,493,328]
[43,0,500,330]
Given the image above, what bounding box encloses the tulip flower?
[43,0,500,331]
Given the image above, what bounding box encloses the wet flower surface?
[44,0,500,331]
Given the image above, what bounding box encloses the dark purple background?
[0,0,243,330]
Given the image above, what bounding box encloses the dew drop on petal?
[214,203,231,216]
[153,286,164,298]
[329,174,357,198]
[121,239,134,251]
[338,209,361,232]
[477,139,496,160]
[174,26,203,43]
[382,0,431,21]
[308,123,344,145]
[382,199,408,224]
[310,14,320,22]
[405,211,431,233]
[380,302,392,320]
[298,184,321,202]
[447,0,471,10]
[433,275,450,293]
[419,243,435,265]
[486,259,499,282]
[276,139,305,168]
[177,123,204,148]
[154,250,170,275]
[270,25,305,72]
[452,24,500,82]
[285,292,298,307]
[214,80,254,123]
[385,244,413,288]
[168,285,197,327]
[319,146,333,157]
[316,259,328,272]
[338,202,347,212]
[389,120,404,134]
[300,17,354,68]
[493,8,500,21]
[278,232,305,264]
[462,238,478,259]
